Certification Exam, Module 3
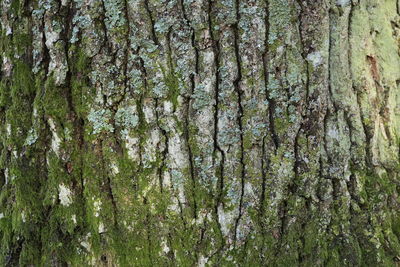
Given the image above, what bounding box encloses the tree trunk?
[1,0,400,265]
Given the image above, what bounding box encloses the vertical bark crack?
[156,98,167,194]
[260,0,270,222]
[99,0,111,53]
[232,0,246,246]
[180,0,198,220]
[143,0,159,46]
[207,0,226,250]
[262,1,279,152]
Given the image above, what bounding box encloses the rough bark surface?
[1,0,400,266]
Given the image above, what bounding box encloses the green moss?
[42,76,70,121]
[0,81,10,109]
[10,0,20,15]
[12,61,35,96]
[6,60,35,148]
[14,32,31,54]
[159,64,180,110]
[274,115,291,135]
[392,215,400,239]
[70,47,95,118]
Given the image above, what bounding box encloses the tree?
[0,0,400,265]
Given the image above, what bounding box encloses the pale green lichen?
[154,18,171,34]
[115,106,139,129]
[103,0,126,29]
[87,108,114,134]
[24,128,38,146]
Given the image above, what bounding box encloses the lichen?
[87,108,114,134]
[58,184,73,206]
[115,106,139,129]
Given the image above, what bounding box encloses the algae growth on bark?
[1,0,400,266]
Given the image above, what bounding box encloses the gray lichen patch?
[87,108,114,134]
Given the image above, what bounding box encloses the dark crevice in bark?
[397,0,400,16]
[298,197,311,264]
[344,111,355,154]
[278,1,312,255]
[62,2,75,112]
[292,1,311,225]
[185,88,198,217]
[107,19,130,154]
[207,0,225,252]
[346,2,361,165]
[123,0,132,94]
[232,0,246,246]
[277,198,288,249]
[262,2,279,152]
[195,218,208,256]
[353,85,372,165]
[51,1,87,244]
[143,0,159,46]
[137,49,148,92]
[295,0,311,113]
[110,111,126,156]
[280,54,291,105]
[41,15,50,82]
[166,232,177,263]
[346,173,362,207]
[326,9,341,208]
[327,9,338,114]
[5,238,23,267]
[379,86,392,145]
[25,6,34,66]
[265,96,279,151]
[166,29,174,77]
[100,140,119,227]
[180,0,198,220]
[155,98,167,194]
[322,108,330,179]
[331,177,340,201]
[62,2,88,211]
[293,127,302,189]
[177,196,187,229]
[259,2,270,239]
[99,0,111,53]
[77,117,86,208]
[142,197,154,266]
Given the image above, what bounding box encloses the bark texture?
[1,0,400,266]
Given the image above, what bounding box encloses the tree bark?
[1,0,400,266]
